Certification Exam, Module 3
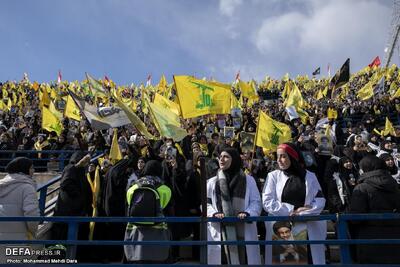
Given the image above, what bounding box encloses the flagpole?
[250,112,261,167]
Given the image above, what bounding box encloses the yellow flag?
[49,100,63,121]
[7,98,12,111]
[141,89,150,114]
[281,81,291,99]
[12,92,17,105]
[64,95,81,121]
[285,81,306,108]
[383,117,397,137]
[238,80,258,99]
[157,74,168,95]
[327,107,338,119]
[153,93,181,116]
[339,84,350,100]
[86,73,107,96]
[255,111,292,151]
[230,93,242,110]
[40,86,51,107]
[282,73,290,82]
[148,101,188,142]
[109,129,122,164]
[164,83,173,98]
[322,85,329,97]
[0,100,6,110]
[89,166,101,241]
[130,99,138,111]
[174,75,231,118]
[392,87,400,99]
[42,106,63,136]
[50,87,58,100]
[285,81,309,124]
[112,91,155,140]
[2,87,8,98]
[247,96,259,107]
[316,89,324,100]
[356,81,374,100]
[32,82,39,91]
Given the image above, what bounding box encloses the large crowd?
[0,63,400,264]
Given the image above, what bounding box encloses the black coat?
[53,164,92,216]
[51,163,92,251]
[349,169,400,264]
[103,158,134,217]
[327,169,356,213]
[101,158,135,262]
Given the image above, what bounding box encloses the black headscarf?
[379,153,398,175]
[141,160,162,178]
[5,157,33,175]
[338,156,353,173]
[380,140,393,153]
[279,142,306,180]
[359,155,386,173]
[278,143,307,209]
[221,147,241,177]
[219,147,246,200]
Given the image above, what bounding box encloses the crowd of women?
[0,64,400,264]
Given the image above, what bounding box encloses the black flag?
[330,58,350,89]
[312,67,320,76]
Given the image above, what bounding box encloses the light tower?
[384,0,400,67]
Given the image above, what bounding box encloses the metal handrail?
[0,150,102,172]
[1,213,400,265]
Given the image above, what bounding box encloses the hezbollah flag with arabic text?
[64,95,81,121]
[42,105,63,136]
[255,111,291,151]
[174,75,231,118]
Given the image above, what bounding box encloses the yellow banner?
[174,75,231,118]
[255,111,291,151]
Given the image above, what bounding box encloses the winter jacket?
[349,169,400,264]
[0,173,39,264]
[0,173,39,239]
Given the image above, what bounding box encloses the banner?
[174,75,231,118]
[69,91,131,130]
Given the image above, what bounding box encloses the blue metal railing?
[0,150,99,172]
[1,213,400,266]
[35,153,104,217]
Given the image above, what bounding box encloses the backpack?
[127,176,163,219]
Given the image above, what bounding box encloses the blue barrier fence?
[1,213,400,266]
[0,150,101,172]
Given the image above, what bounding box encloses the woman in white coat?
[207,148,262,265]
[262,143,327,264]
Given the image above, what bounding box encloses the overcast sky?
[0,0,396,85]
